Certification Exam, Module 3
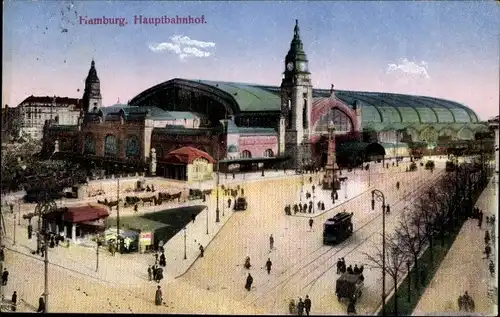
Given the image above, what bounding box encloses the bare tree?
[364,233,408,316]
[395,210,427,289]
[414,192,439,262]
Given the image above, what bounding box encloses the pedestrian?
[308,203,312,213]
[245,273,253,291]
[396,181,400,190]
[28,224,33,239]
[336,259,342,274]
[485,244,491,259]
[386,204,390,214]
[2,268,9,286]
[297,298,305,316]
[154,252,159,264]
[191,213,196,223]
[304,295,311,316]
[37,296,45,313]
[155,286,162,306]
[485,230,490,245]
[0,246,4,262]
[489,260,495,277]
[152,265,158,281]
[10,291,17,311]
[303,203,307,213]
[269,234,274,250]
[309,218,314,230]
[228,198,232,208]
[148,266,152,281]
[199,244,204,258]
[353,264,360,274]
[341,258,346,273]
[321,202,325,210]
[159,252,166,267]
[298,204,302,213]
[478,215,483,228]
[347,297,356,314]
[347,265,353,274]
[265,258,272,274]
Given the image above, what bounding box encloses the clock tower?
[82,59,102,113]
[279,19,313,169]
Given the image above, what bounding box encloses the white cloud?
[386,58,430,79]
[148,35,215,61]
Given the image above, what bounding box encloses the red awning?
[163,146,215,164]
[62,205,109,223]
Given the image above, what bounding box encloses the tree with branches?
[395,210,427,289]
[415,191,440,262]
[363,233,408,316]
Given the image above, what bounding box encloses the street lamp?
[183,227,187,260]
[34,196,57,313]
[371,189,387,316]
[215,119,227,223]
[114,164,121,239]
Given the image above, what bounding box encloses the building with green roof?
[43,20,490,175]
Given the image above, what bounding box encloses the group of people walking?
[289,295,312,316]
[243,235,276,291]
[148,252,166,282]
[285,200,326,216]
[458,291,475,312]
[336,258,364,276]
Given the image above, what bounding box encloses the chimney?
[330,84,335,96]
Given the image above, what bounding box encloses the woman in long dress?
[155,286,162,306]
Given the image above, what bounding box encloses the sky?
[3,0,499,120]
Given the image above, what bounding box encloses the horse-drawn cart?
[335,272,364,302]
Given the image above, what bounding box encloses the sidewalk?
[412,176,498,316]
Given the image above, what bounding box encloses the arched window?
[287,99,292,129]
[125,135,140,157]
[83,133,96,155]
[264,149,274,157]
[457,128,473,140]
[314,108,353,134]
[241,150,252,158]
[104,134,119,157]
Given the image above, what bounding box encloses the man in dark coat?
[265,258,272,274]
[2,268,9,286]
[28,224,33,239]
[298,204,302,213]
[148,266,152,281]
[199,244,204,257]
[304,295,311,316]
[321,202,325,210]
[336,259,342,274]
[297,298,305,316]
[308,203,313,213]
[37,296,45,313]
[353,264,360,274]
[191,213,196,223]
[11,291,17,311]
[228,198,232,208]
[269,234,274,250]
[485,244,491,259]
[386,204,390,214]
[0,247,4,262]
[303,203,307,213]
[159,253,166,267]
[245,273,253,291]
[155,286,162,305]
[347,265,353,274]
[340,258,346,273]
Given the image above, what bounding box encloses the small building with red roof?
[159,146,215,182]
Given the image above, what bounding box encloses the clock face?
[298,61,307,72]
[287,62,294,71]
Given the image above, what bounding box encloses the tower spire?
[294,19,300,38]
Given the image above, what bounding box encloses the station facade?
[42,20,489,178]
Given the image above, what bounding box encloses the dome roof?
[228,145,238,153]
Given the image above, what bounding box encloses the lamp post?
[215,119,227,223]
[96,236,102,272]
[183,227,187,260]
[18,202,21,225]
[115,164,121,239]
[372,189,387,316]
[34,196,56,313]
[344,180,348,199]
[13,213,16,245]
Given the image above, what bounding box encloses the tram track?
[242,170,445,309]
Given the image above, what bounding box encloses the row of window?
[84,134,141,157]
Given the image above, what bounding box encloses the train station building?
[42,20,490,180]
